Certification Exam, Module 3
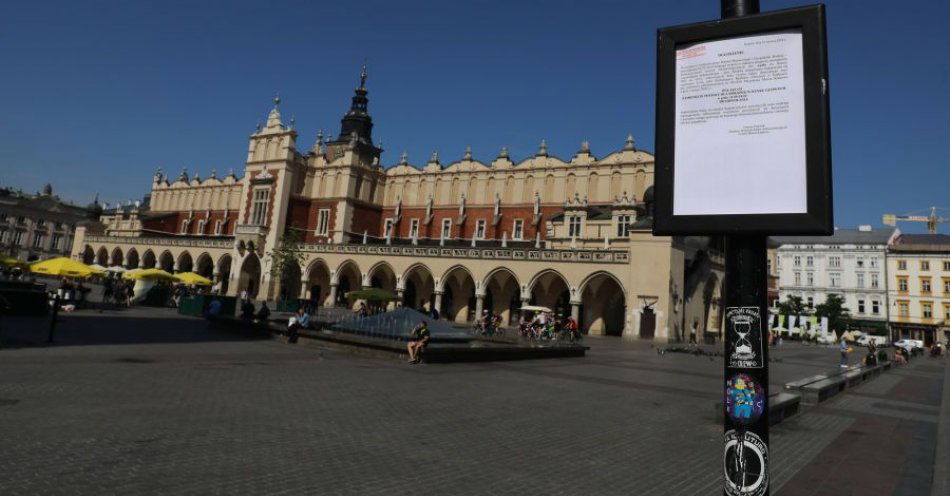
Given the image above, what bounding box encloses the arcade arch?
[334,260,362,306]
[141,250,156,269]
[158,251,174,272]
[125,248,139,269]
[441,265,476,323]
[195,253,214,278]
[237,253,261,299]
[109,247,123,267]
[528,269,571,319]
[81,245,94,264]
[216,254,232,294]
[482,268,521,326]
[96,247,108,266]
[304,259,332,306]
[402,263,435,312]
[579,272,627,336]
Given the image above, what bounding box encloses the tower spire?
[359,61,367,89]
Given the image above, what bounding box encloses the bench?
[800,376,846,405]
[784,373,828,391]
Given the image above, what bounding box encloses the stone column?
[299,279,309,299]
[571,302,580,322]
[328,283,338,308]
[433,291,443,318]
[474,293,484,320]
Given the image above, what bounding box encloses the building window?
[250,188,269,226]
[921,278,931,294]
[944,261,950,271]
[872,300,880,315]
[829,272,840,287]
[196,220,206,235]
[12,230,24,246]
[898,301,909,317]
[51,233,62,250]
[54,222,63,231]
[0,213,6,222]
[897,260,907,270]
[806,256,813,267]
[870,258,878,268]
[317,209,330,236]
[16,216,26,225]
[898,277,908,292]
[180,219,190,234]
[920,260,930,271]
[409,218,420,239]
[512,219,524,240]
[36,219,45,228]
[0,228,7,243]
[32,232,45,249]
[215,220,224,235]
[807,296,814,308]
[794,272,801,286]
[568,216,581,237]
[829,256,841,268]
[922,302,933,319]
[806,272,814,286]
[475,219,487,240]
[616,215,633,237]
[441,218,452,239]
[871,273,879,289]
[944,304,950,320]
[793,256,801,267]
[384,219,394,237]
[944,278,950,294]
[856,273,864,288]
[857,300,865,314]
[856,259,864,268]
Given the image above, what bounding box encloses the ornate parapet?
[298,242,629,264]
[84,235,233,249]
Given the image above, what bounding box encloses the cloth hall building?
[71,71,724,341]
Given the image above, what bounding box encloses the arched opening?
[96,247,108,266]
[82,245,95,264]
[142,250,156,269]
[404,264,435,314]
[639,305,656,339]
[238,253,262,299]
[482,268,521,326]
[195,253,214,278]
[305,259,331,307]
[216,254,232,294]
[335,260,362,307]
[110,247,123,267]
[176,251,193,273]
[158,251,174,273]
[441,265,476,323]
[529,270,571,319]
[125,249,139,269]
[368,262,398,310]
[278,262,302,303]
[580,272,627,336]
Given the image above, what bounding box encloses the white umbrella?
[89,264,108,272]
[106,266,127,273]
[520,305,552,313]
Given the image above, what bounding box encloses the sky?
[1,0,948,232]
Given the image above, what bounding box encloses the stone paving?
[0,306,946,495]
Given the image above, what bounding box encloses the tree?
[815,294,851,336]
[267,230,305,300]
[777,294,806,317]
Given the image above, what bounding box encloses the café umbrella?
[174,272,213,286]
[123,268,176,281]
[29,257,104,278]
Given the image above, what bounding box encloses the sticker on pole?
[723,430,769,496]
[726,307,763,369]
[725,373,766,424]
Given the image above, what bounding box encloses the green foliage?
[777,294,806,317]
[815,294,851,335]
[268,230,305,281]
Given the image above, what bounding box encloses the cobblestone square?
[0,307,946,495]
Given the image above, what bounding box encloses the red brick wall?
[350,204,383,238]
[285,197,338,243]
[243,169,280,227]
[378,205,563,240]
[141,210,238,236]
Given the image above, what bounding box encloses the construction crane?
[882,206,950,234]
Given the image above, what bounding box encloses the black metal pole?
[719,4,770,496]
[47,294,60,344]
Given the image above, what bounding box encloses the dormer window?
[180,219,190,234]
[616,215,633,237]
[568,216,582,237]
[215,220,224,235]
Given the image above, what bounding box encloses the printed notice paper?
[673,29,807,216]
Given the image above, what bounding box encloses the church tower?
[325,65,382,167]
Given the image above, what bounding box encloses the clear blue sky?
[1,0,948,232]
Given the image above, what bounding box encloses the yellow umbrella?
[1,256,27,268]
[124,268,176,280]
[30,257,104,277]
[174,272,212,286]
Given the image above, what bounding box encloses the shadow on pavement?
[0,306,270,349]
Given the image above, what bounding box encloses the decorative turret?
[624,134,636,151]
[537,139,548,157]
[336,64,374,145]
[86,193,103,219]
[42,183,53,196]
[399,151,409,166]
[463,145,473,161]
[498,146,509,159]
[177,167,189,182]
[265,94,283,129]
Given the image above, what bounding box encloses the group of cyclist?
[473,308,583,343]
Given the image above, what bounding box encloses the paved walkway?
[0,306,946,495]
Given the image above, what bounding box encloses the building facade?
[774,227,895,331]
[71,71,724,341]
[0,185,99,262]
[887,233,950,346]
